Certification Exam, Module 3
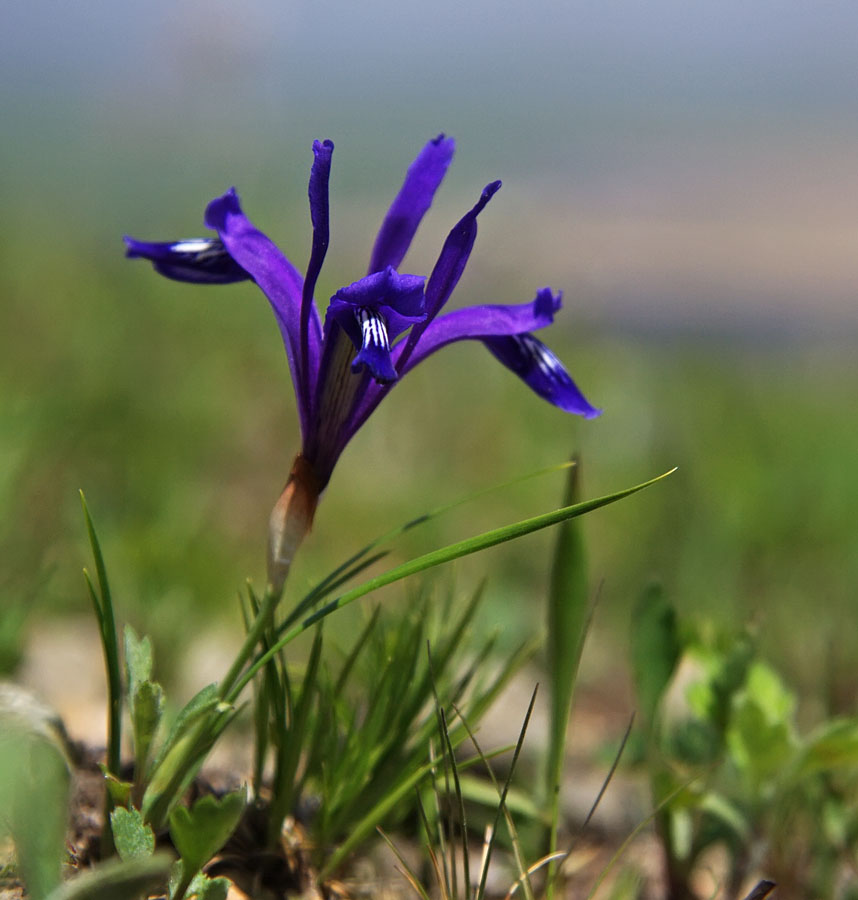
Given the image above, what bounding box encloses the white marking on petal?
[520,335,569,383]
[171,239,218,254]
[358,308,390,350]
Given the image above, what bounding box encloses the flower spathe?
[125,135,601,590]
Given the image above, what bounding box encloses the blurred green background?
[2,1,857,708]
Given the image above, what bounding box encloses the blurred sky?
[3,0,858,338]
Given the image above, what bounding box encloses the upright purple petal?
[341,181,502,440]
[205,188,322,436]
[301,140,334,406]
[124,237,250,284]
[398,288,561,374]
[424,180,501,320]
[484,333,601,418]
[368,135,456,274]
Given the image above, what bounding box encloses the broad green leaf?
[169,790,246,882]
[110,807,154,862]
[726,691,795,788]
[796,718,858,776]
[0,717,70,900]
[742,661,795,723]
[630,582,679,731]
[44,853,173,900]
[168,864,231,900]
[698,791,750,840]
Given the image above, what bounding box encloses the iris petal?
[352,309,398,383]
[123,237,249,284]
[205,188,322,437]
[484,333,601,418]
[368,134,455,274]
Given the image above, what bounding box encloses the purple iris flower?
[125,135,600,589]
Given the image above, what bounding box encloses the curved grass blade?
[232,468,676,701]
[286,460,578,627]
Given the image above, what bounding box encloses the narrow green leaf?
[545,459,590,895]
[237,469,676,701]
[80,492,122,780]
[142,702,238,830]
[169,790,246,886]
[148,683,219,775]
[268,626,324,846]
[630,582,680,731]
[44,853,173,900]
[291,460,578,626]
[110,807,155,862]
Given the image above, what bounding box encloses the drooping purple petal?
[368,134,455,274]
[398,287,561,374]
[123,237,250,284]
[484,332,601,418]
[301,139,334,405]
[205,188,322,436]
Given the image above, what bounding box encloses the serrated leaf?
[110,806,155,862]
[630,582,680,731]
[169,790,246,881]
[131,680,163,777]
[124,625,154,692]
[186,872,231,900]
[44,852,173,900]
[101,771,133,807]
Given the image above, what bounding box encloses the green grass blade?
[376,828,434,900]
[476,686,539,900]
[80,492,122,779]
[232,469,676,701]
[268,626,324,846]
[286,461,578,627]
[453,702,536,900]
